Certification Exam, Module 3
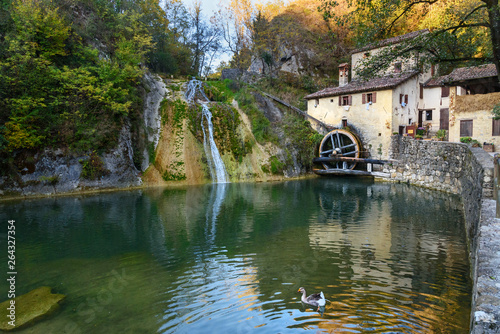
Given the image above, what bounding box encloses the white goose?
[298,287,326,311]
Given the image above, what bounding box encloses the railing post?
[495,155,500,218]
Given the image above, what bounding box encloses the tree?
[188,0,222,76]
[214,0,254,70]
[319,0,497,80]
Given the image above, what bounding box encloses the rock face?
[0,124,142,197]
[141,72,167,171]
[0,286,66,331]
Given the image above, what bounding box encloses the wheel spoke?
[343,150,358,156]
[320,149,334,155]
[336,132,342,153]
[339,143,357,150]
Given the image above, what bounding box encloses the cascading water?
[185,79,229,183]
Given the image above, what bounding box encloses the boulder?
[0,286,65,331]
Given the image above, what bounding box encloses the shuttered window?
[400,94,408,105]
[362,92,377,104]
[441,86,450,97]
[460,120,473,137]
[340,95,351,106]
[493,119,500,136]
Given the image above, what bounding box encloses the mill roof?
[352,29,430,54]
[424,64,498,87]
[305,71,419,100]
[446,64,497,83]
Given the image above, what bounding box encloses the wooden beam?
[313,157,397,165]
[313,169,391,178]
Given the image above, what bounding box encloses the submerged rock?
[0,286,66,331]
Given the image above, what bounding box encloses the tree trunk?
[487,0,500,82]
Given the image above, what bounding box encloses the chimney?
[339,63,349,87]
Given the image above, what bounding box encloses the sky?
[182,0,225,16]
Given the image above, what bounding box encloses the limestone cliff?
[142,80,286,186]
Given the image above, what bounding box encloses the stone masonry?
[385,135,497,333]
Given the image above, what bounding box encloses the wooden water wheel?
[318,129,362,170]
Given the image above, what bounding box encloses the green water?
[0,178,471,333]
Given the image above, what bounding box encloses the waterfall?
[185,79,229,183]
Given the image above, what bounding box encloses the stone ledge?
[0,286,66,331]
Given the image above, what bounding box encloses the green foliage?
[0,0,197,161]
[0,0,155,155]
[234,86,275,144]
[186,101,248,160]
[283,115,324,170]
[436,129,447,139]
[38,175,59,185]
[269,155,285,175]
[203,79,235,103]
[80,151,110,180]
[459,136,481,147]
[320,0,494,79]
[460,136,472,143]
[162,162,186,181]
[493,103,500,120]
[147,141,156,163]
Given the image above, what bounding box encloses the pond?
[0,178,471,333]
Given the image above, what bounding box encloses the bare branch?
[382,0,438,36]
[452,4,489,34]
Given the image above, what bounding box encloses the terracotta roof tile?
[447,64,497,83]
[424,75,449,88]
[424,64,497,87]
[305,71,419,100]
[352,29,430,54]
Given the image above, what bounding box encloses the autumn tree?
[215,0,254,70]
[319,0,496,80]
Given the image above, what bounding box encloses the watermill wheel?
[318,129,362,170]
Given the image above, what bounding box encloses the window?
[420,84,424,99]
[426,110,433,121]
[314,98,319,107]
[362,92,377,104]
[394,62,402,73]
[400,94,409,105]
[339,95,351,106]
[441,86,450,98]
[460,120,473,137]
[493,119,500,136]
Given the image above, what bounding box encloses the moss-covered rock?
[0,286,65,331]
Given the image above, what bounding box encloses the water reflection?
[0,179,470,333]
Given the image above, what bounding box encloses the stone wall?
[385,135,495,333]
[386,136,493,197]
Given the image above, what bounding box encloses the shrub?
[460,137,472,144]
[80,151,110,180]
[270,156,285,174]
[436,129,447,140]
